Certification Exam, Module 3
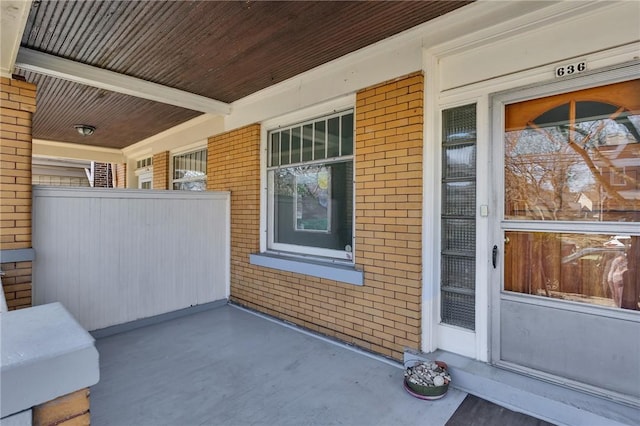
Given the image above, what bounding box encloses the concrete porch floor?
[90,304,543,426]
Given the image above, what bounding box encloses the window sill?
[249,253,363,286]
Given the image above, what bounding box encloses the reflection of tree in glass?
[275,169,295,196]
[296,167,329,231]
[505,127,582,220]
[275,165,330,231]
[505,113,639,221]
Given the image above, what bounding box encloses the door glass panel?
[502,79,640,312]
[504,232,639,311]
[497,78,640,401]
[504,80,640,222]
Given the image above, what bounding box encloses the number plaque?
[555,61,587,78]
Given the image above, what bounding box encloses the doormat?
[445,395,556,426]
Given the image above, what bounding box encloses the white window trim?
[136,169,152,189]
[260,95,354,251]
[134,167,153,177]
[254,94,362,284]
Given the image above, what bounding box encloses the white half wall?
[32,187,231,331]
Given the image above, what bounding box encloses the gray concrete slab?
[91,304,467,426]
[408,350,638,426]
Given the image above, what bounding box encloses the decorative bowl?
[403,360,450,399]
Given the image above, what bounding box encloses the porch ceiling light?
[74,124,95,136]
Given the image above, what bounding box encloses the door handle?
[492,245,498,269]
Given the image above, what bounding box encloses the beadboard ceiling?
[12,1,471,149]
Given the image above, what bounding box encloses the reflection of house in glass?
[173,170,207,191]
[505,99,639,222]
[295,167,331,232]
[172,149,207,191]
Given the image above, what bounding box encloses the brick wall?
[33,388,90,426]
[1,261,32,309]
[152,151,169,189]
[1,77,36,309]
[208,73,423,360]
[92,162,112,188]
[208,124,261,299]
[114,163,126,188]
[94,162,130,188]
[353,72,424,356]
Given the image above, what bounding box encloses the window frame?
[262,97,356,265]
[171,147,207,191]
[137,172,152,189]
[135,156,153,189]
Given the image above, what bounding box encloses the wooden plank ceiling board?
[15,0,472,149]
[22,72,201,148]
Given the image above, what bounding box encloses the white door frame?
[423,43,640,363]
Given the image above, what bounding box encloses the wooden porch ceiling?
[12,0,472,149]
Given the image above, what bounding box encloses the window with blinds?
[441,104,477,330]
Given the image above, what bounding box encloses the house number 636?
[555,61,587,78]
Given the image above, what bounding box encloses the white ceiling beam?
[0,0,32,78]
[33,139,125,163]
[16,47,231,115]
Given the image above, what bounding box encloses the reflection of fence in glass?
[504,232,639,311]
[294,167,331,232]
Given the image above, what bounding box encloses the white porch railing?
[32,186,230,331]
